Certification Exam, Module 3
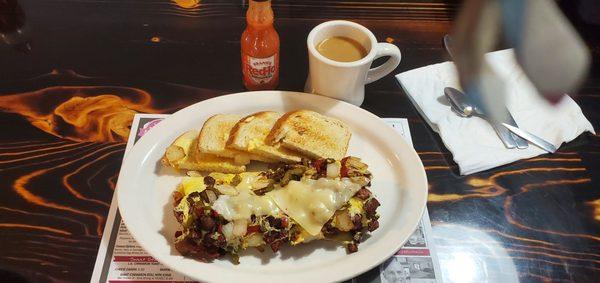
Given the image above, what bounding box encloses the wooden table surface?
[1,0,599,282]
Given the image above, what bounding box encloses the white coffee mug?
[305,20,402,106]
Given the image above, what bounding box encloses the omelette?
[171,157,380,263]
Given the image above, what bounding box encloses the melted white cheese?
[212,173,280,220]
[211,174,362,235]
[269,178,361,235]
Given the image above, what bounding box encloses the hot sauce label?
[243,54,277,84]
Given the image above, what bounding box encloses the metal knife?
[505,115,529,149]
[501,123,557,153]
[444,86,518,149]
[443,34,528,149]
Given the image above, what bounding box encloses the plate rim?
[116,90,428,283]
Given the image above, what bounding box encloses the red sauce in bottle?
[241,0,280,90]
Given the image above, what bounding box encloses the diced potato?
[163,145,185,165]
[245,233,264,247]
[332,210,354,232]
[233,219,248,237]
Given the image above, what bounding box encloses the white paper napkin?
[396,49,595,175]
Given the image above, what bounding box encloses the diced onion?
[222,222,234,240]
[233,220,248,237]
[347,157,368,170]
[252,178,271,190]
[215,184,238,195]
[205,190,218,204]
[186,171,202,177]
[350,176,370,187]
[326,162,341,178]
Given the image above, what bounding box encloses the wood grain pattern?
[1,0,599,282]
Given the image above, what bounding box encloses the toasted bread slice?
[198,114,273,164]
[162,130,245,173]
[227,111,304,163]
[266,110,351,160]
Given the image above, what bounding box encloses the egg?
[181,177,206,196]
[348,197,364,216]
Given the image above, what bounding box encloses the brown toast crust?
[227,111,276,147]
[265,110,300,145]
[228,111,303,163]
[266,109,351,159]
[198,114,220,151]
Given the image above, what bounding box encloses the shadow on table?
[0,269,30,283]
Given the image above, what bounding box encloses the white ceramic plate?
[117,91,428,283]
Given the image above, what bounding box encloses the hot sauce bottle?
[241,0,279,90]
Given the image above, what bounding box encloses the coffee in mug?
[316,36,367,62]
[305,20,401,106]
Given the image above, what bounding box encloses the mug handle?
[365,43,402,84]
